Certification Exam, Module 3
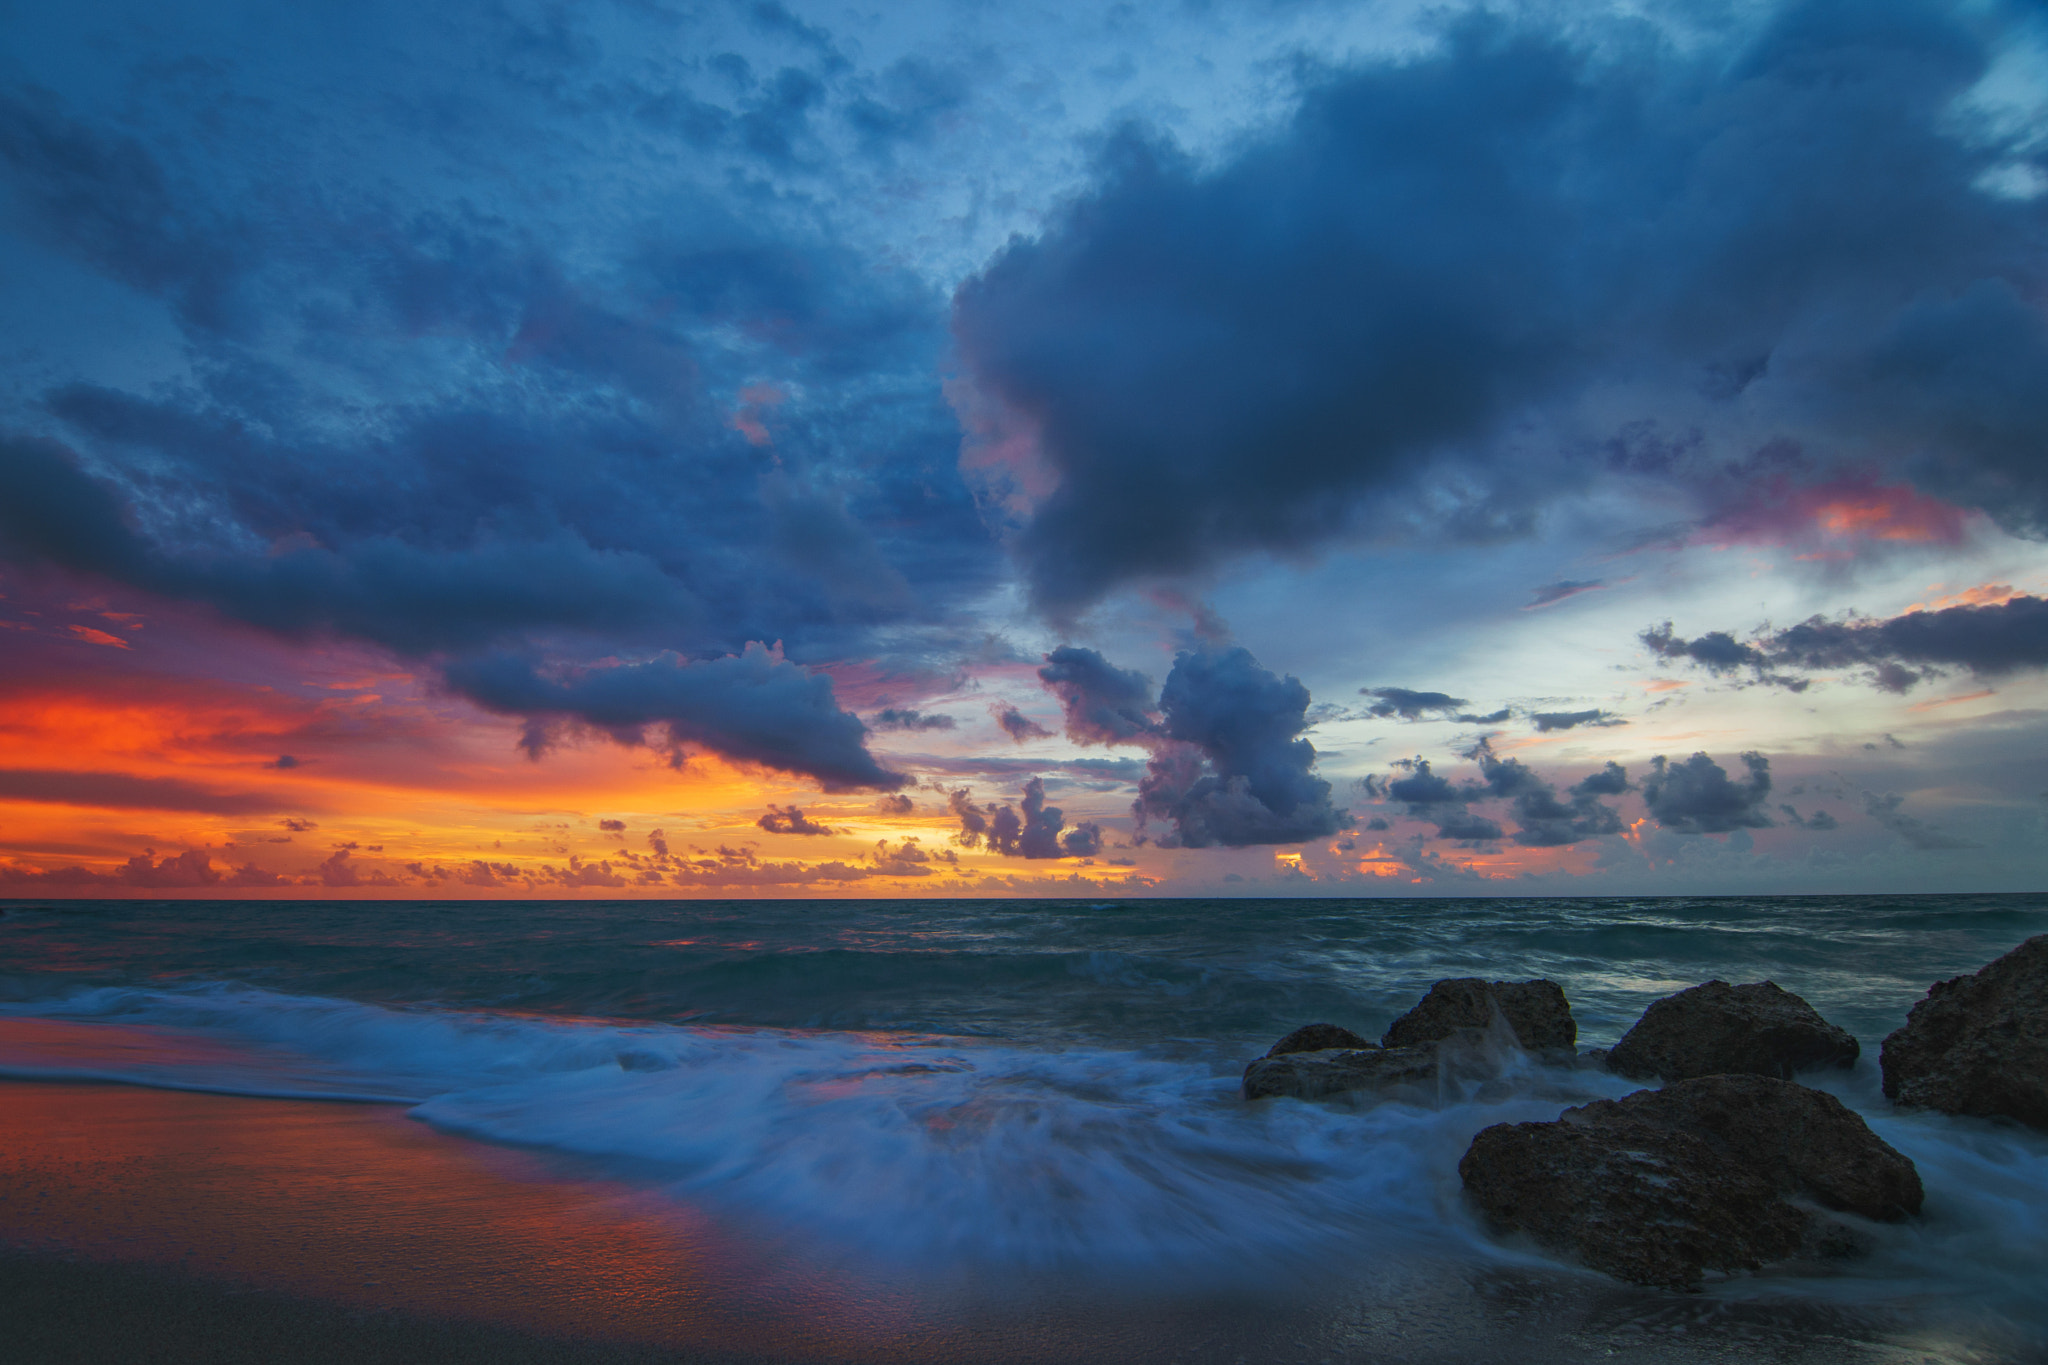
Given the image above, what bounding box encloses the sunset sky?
[3,0,2046,898]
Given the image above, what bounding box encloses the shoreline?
[4,1078,2039,1363]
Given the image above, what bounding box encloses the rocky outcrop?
[1459,1076,1921,1290]
[1605,980,1859,1081]
[1246,979,1579,1101]
[1382,978,1577,1054]
[1242,1043,1441,1100]
[1881,934,2048,1129]
[1263,1022,1374,1057]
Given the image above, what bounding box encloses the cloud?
[872,793,914,815]
[869,707,956,732]
[598,818,626,832]
[1524,579,1606,609]
[952,0,2048,610]
[991,704,1054,744]
[1645,595,2048,694]
[0,768,290,815]
[756,804,837,836]
[947,777,1100,859]
[1134,647,1343,847]
[1640,623,1771,676]
[443,643,904,791]
[1529,709,1622,732]
[1363,688,1468,720]
[1038,645,1157,744]
[1361,687,1509,724]
[1862,791,1976,849]
[1642,752,1773,834]
[1779,804,1839,830]
[123,849,223,888]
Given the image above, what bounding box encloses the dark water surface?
[2,894,2044,1360]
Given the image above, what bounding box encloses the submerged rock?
[1263,1022,1375,1058]
[1459,1076,1921,1290]
[1605,980,1859,1081]
[1382,978,1577,1054]
[1881,933,2048,1129]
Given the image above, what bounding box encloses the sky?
[2,0,2046,899]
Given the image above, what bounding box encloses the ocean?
[3,893,2046,1361]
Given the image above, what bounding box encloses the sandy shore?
[0,1079,2035,1365]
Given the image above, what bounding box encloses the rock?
[1264,1022,1375,1058]
[1605,981,1859,1081]
[1881,934,2048,1129]
[1382,978,1577,1054]
[1459,1076,1921,1290]
[1571,1076,1922,1221]
[1242,1044,1440,1100]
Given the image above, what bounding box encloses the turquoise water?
[2,894,2044,1343]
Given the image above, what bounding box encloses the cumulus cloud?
[1134,647,1343,847]
[947,777,1100,858]
[1038,645,1156,744]
[756,804,837,836]
[1642,752,1773,834]
[953,0,2048,611]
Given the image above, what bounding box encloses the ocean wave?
[2,976,2045,1344]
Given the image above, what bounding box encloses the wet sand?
[0,1080,2034,1364]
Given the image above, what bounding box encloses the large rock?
[1881,934,2048,1129]
[1459,1076,1921,1290]
[1605,980,1859,1080]
[1242,1043,1441,1100]
[1382,978,1577,1054]
[1263,1022,1374,1058]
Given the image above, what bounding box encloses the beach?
[3,894,2046,1363]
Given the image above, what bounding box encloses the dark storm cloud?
[869,708,957,732]
[953,0,2048,611]
[1642,752,1774,834]
[1645,596,2048,693]
[442,645,906,791]
[756,804,837,836]
[0,767,292,815]
[1134,647,1344,847]
[0,16,1006,794]
[1038,645,1157,744]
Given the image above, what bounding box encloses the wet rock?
[1264,1022,1375,1058]
[1383,978,1577,1054]
[1459,1076,1921,1290]
[1881,934,2048,1129]
[1242,1043,1440,1100]
[1605,981,1859,1081]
